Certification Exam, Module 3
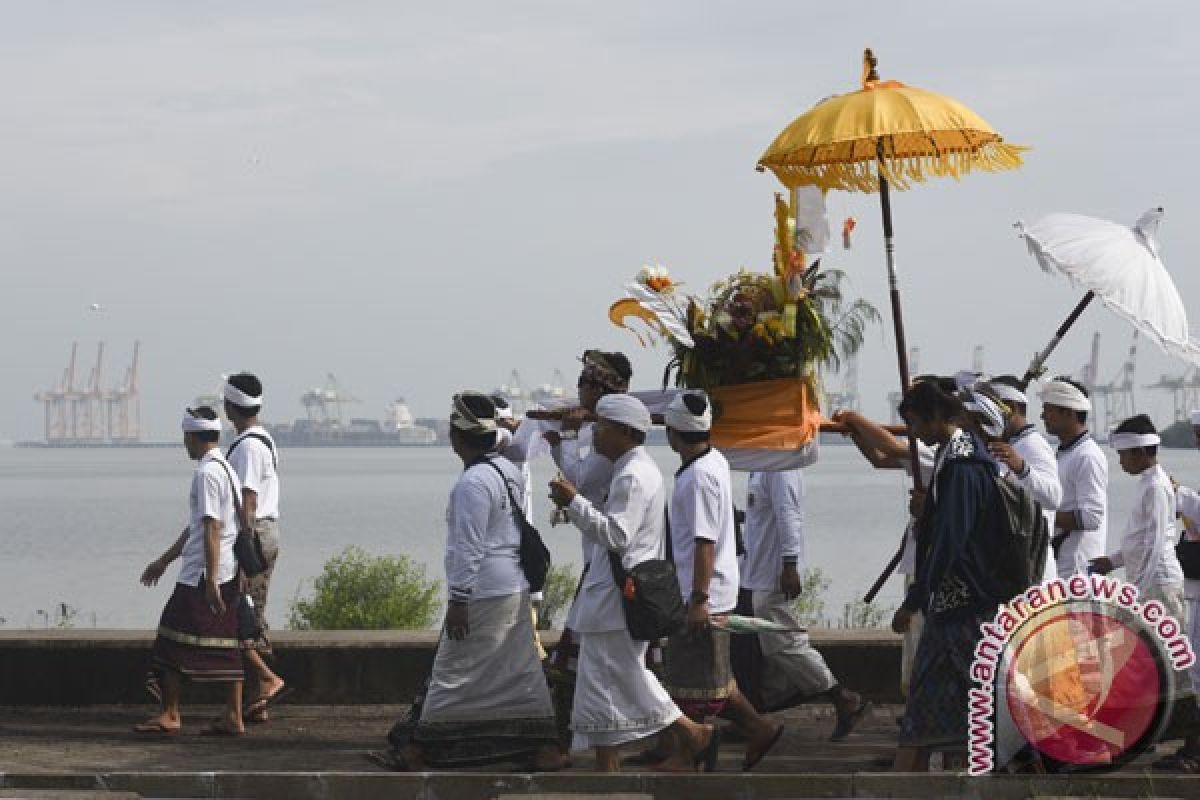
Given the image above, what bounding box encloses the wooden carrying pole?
[862,170,922,605]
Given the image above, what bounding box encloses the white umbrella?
[1014,207,1200,383]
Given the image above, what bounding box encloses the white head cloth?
[954,370,988,391]
[223,380,262,408]
[664,390,712,433]
[961,390,1006,438]
[182,411,222,433]
[1111,432,1161,450]
[1040,380,1092,413]
[988,382,1028,407]
[450,392,498,434]
[596,393,652,433]
[491,396,515,421]
[1190,409,1200,426]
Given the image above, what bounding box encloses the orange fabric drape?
[710,378,821,451]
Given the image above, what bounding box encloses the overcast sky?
[2,1,1197,441]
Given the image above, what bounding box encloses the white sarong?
[571,628,680,751]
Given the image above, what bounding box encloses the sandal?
[244,683,293,716]
[831,700,873,742]
[132,720,180,735]
[1153,748,1200,773]
[742,724,784,772]
[364,749,414,772]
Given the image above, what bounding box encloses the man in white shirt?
[136,406,244,736]
[1090,414,1200,770]
[1040,378,1107,578]
[549,394,719,772]
[986,376,1062,582]
[222,373,287,724]
[743,467,872,741]
[659,391,783,771]
[383,392,560,771]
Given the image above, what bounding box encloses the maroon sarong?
[151,580,243,683]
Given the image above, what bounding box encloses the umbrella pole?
[863,174,922,604]
[1019,291,1097,387]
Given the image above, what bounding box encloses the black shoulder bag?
[1177,533,1200,581]
[607,508,686,641]
[481,458,552,593]
[213,457,267,578]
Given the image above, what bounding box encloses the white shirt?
[1007,425,1062,581]
[226,426,280,520]
[1055,432,1108,578]
[444,455,528,603]
[1109,464,1183,592]
[1175,486,1200,600]
[178,449,241,587]
[899,440,938,576]
[493,427,535,519]
[567,446,666,633]
[669,448,739,613]
[742,469,806,593]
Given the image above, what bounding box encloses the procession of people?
[126,355,1200,775]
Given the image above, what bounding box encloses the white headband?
[1190,409,1200,426]
[223,381,262,408]
[182,412,222,433]
[596,394,652,433]
[1040,380,1092,413]
[1111,432,1160,451]
[989,383,1028,407]
[962,391,1006,438]
[664,391,712,433]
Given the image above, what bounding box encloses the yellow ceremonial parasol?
[758,49,1028,601]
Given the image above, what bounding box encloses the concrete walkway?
[1,704,1198,798]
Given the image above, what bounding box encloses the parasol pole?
[1019,291,1097,388]
[863,161,923,604]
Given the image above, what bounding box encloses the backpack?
[980,473,1049,602]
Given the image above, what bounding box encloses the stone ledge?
[0,630,902,706]
[1,772,1198,800]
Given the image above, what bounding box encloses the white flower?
[637,265,654,285]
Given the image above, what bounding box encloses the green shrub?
[788,567,830,627]
[838,598,894,630]
[289,546,441,630]
[537,563,578,630]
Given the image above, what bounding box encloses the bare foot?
[133,713,180,735]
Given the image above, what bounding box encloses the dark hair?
[897,380,964,424]
[456,393,498,451]
[490,394,512,412]
[675,430,710,444]
[630,428,646,446]
[1114,413,1158,456]
[187,406,221,444]
[604,352,633,384]
[913,374,960,396]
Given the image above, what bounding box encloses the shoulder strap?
[479,457,530,526]
[210,457,244,524]
[227,432,277,469]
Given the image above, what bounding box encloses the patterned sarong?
[151,580,243,683]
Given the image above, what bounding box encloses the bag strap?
[477,456,533,530]
[227,432,278,470]
[211,456,245,526]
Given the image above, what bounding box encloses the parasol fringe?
[761,141,1028,194]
